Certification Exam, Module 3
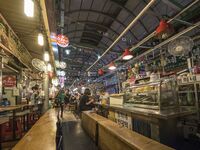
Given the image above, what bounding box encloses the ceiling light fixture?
[38,33,44,46]
[44,51,49,62]
[47,63,52,72]
[65,49,70,55]
[155,19,174,39]
[108,62,116,70]
[98,69,104,75]
[73,88,78,92]
[24,0,34,17]
[122,48,133,60]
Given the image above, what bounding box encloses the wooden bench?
[12,109,57,150]
[82,111,174,150]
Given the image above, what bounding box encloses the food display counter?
[125,78,177,110]
[96,77,199,148]
[82,111,174,150]
[97,103,196,147]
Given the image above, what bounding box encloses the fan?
[168,36,194,56]
[32,58,46,71]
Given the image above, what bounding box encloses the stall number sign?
[57,34,69,48]
[3,76,16,87]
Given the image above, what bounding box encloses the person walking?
[64,89,71,109]
[56,88,65,118]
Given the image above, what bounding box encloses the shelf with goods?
[177,80,200,118]
[96,72,120,94]
[0,14,32,69]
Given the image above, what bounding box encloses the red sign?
[3,76,16,87]
[57,34,69,47]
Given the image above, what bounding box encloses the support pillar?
[0,57,2,101]
[42,71,49,113]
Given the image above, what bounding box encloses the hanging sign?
[56,34,69,47]
[3,75,16,87]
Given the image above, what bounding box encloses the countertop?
[12,109,57,150]
[0,104,38,112]
[98,120,174,150]
[82,111,174,150]
[96,103,197,119]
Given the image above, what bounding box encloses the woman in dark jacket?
[79,88,94,112]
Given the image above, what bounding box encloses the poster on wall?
[13,87,20,96]
[3,75,16,88]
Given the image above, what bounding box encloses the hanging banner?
[3,75,16,87]
[56,34,69,48]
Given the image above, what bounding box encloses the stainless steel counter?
[96,103,197,119]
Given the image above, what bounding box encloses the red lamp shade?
[98,69,104,76]
[122,49,133,60]
[155,20,174,39]
[108,62,116,70]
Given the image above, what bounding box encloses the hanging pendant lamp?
[155,19,174,39]
[122,48,133,60]
[108,62,116,70]
[98,69,104,76]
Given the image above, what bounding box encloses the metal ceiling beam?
[86,0,157,71]
[69,41,118,65]
[70,36,122,54]
[110,0,155,34]
[161,0,183,11]
[126,19,200,67]
[65,29,115,45]
[64,21,120,36]
[129,0,199,52]
[65,9,138,40]
[69,41,121,56]
[63,45,110,66]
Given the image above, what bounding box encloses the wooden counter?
[82,111,174,150]
[12,109,57,150]
[0,106,20,112]
[0,104,35,113]
[98,120,174,150]
[82,111,108,142]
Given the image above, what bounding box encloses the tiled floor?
[62,121,98,150]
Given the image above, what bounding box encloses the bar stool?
[28,105,39,128]
[0,116,9,149]
[15,106,30,134]
[1,118,22,141]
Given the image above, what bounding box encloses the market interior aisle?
[61,111,98,150]
[62,111,78,122]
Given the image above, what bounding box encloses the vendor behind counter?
[79,88,95,112]
[0,91,10,106]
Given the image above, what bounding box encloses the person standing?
[30,86,39,105]
[64,89,71,105]
[79,88,94,112]
[56,88,65,118]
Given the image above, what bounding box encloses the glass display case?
[178,83,196,107]
[125,78,178,110]
[177,82,200,119]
